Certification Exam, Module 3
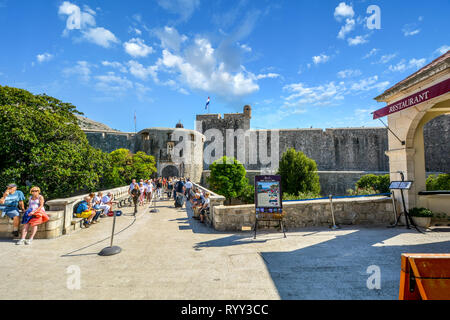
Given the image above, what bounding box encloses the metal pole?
[329,195,339,229]
[391,190,398,225]
[99,210,122,256]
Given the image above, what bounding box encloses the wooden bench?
[399,253,450,300]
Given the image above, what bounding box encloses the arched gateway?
[372,50,450,214]
[161,165,179,178]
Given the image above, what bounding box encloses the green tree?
[208,156,248,204]
[132,151,157,180]
[0,86,108,199]
[277,148,321,196]
[103,149,157,187]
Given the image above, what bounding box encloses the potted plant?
[409,207,433,228]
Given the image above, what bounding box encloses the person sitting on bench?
[199,193,210,224]
[75,196,96,227]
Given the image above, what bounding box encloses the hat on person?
[7,183,17,188]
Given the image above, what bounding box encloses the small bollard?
[329,195,340,230]
[99,210,122,256]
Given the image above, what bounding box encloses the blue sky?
[0,0,448,132]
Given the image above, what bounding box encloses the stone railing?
[212,195,394,231]
[0,185,129,239]
[191,183,225,228]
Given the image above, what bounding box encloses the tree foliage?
[277,148,321,196]
[355,174,390,194]
[426,173,450,191]
[208,156,249,203]
[0,86,156,199]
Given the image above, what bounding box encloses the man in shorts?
[0,183,25,237]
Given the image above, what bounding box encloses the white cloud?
[363,48,378,59]
[36,53,53,63]
[282,75,390,112]
[127,60,159,82]
[435,45,450,55]
[350,76,390,91]
[337,69,362,79]
[403,29,420,36]
[101,61,128,73]
[95,72,133,94]
[124,38,154,58]
[312,54,330,65]
[157,0,200,21]
[154,26,188,52]
[239,43,252,53]
[58,2,119,48]
[337,18,355,39]
[347,35,369,46]
[158,37,259,97]
[256,73,280,80]
[63,61,93,82]
[82,27,119,48]
[388,58,426,72]
[283,82,346,107]
[378,53,397,64]
[334,2,354,21]
[59,1,95,33]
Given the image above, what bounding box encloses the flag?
[205,97,210,110]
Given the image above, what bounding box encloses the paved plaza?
[1,198,449,300]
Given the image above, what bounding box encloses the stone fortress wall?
[80,105,448,195]
[83,126,204,183]
[196,106,449,195]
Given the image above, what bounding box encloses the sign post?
[387,172,422,233]
[254,175,286,239]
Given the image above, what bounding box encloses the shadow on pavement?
[259,227,450,300]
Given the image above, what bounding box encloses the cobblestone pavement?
[1,197,449,300]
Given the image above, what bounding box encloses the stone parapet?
[212,196,393,231]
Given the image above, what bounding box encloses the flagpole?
[134,110,137,134]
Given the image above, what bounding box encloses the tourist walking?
[131,184,141,215]
[0,183,25,238]
[17,187,49,245]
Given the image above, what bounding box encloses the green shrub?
[354,174,390,194]
[426,173,450,191]
[238,183,255,204]
[277,148,321,196]
[347,186,378,196]
[409,207,433,218]
[208,156,248,204]
[282,191,321,200]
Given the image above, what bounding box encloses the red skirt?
[29,210,49,227]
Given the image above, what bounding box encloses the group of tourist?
[74,191,115,228]
[188,187,211,223]
[0,183,48,245]
[0,176,212,244]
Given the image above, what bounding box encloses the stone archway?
[374,51,450,212]
[161,165,179,178]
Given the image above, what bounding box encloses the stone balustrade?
[0,185,130,239]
